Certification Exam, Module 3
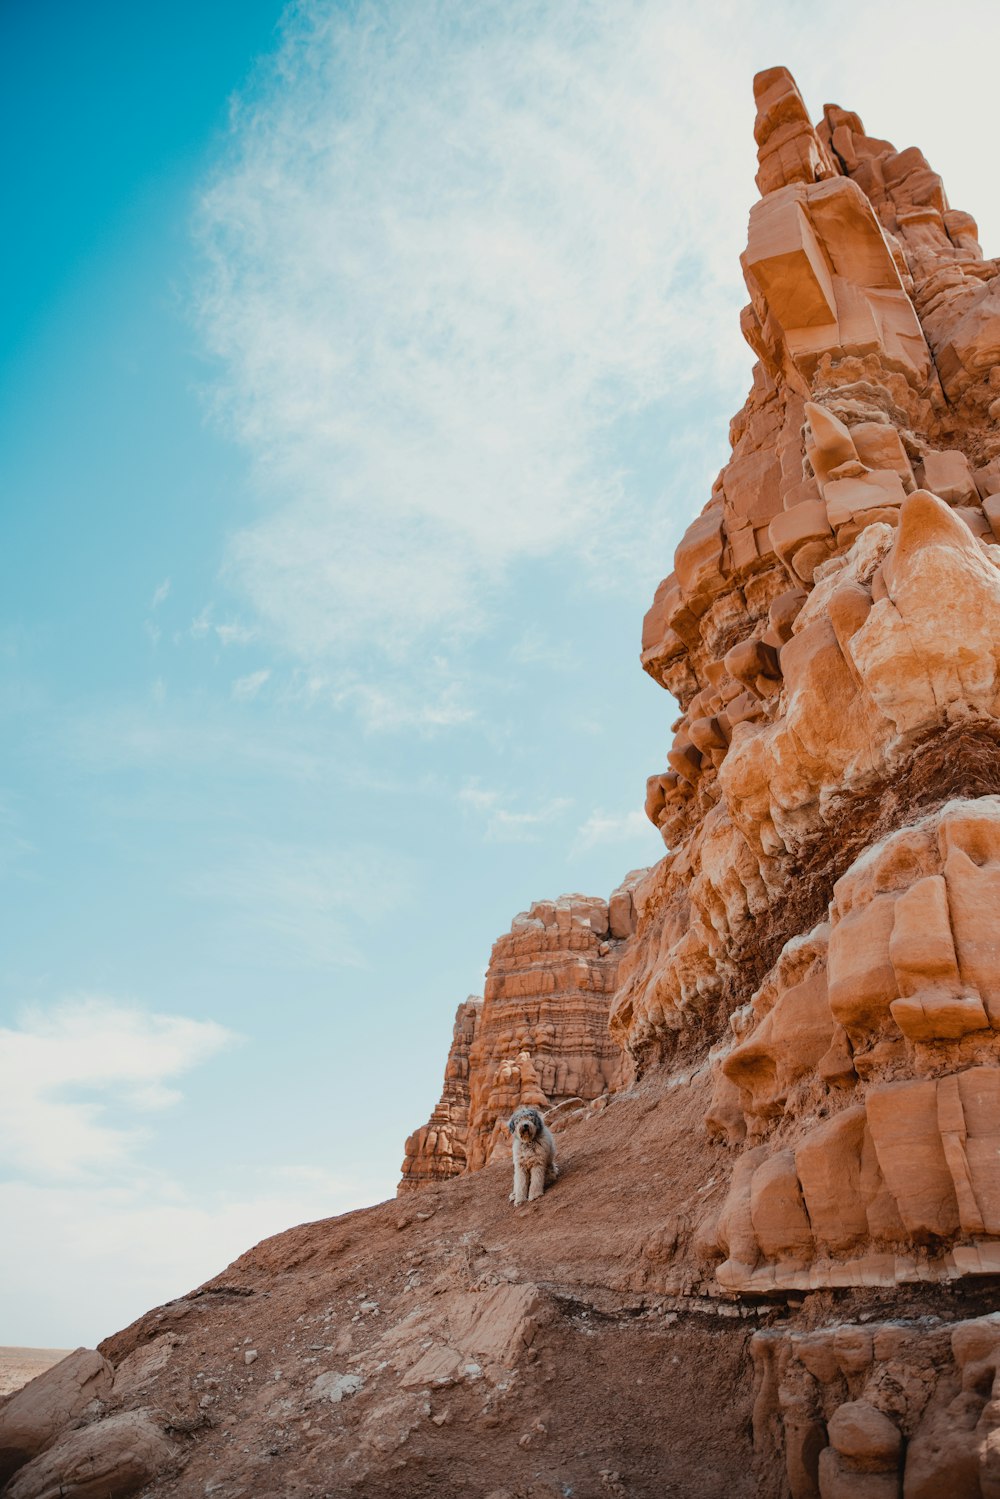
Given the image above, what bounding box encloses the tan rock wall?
[700,799,1000,1294]
[620,64,1000,1318]
[465,884,641,1171]
[397,996,482,1192]
[627,65,1000,1087]
[753,1314,1000,1498]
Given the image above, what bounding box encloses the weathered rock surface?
[0,1349,112,1485]
[0,1353,73,1403]
[3,1409,175,1499]
[626,62,1000,1301]
[697,800,1000,1293]
[753,1314,1000,1499]
[632,68,1000,1082]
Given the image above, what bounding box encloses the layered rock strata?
[619,55,1000,1362]
[704,797,1000,1295]
[398,996,481,1191]
[399,883,641,1191]
[627,65,1000,1058]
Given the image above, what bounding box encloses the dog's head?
[508,1106,543,1143]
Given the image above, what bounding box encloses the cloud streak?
[185,837,413,967]
[0,998,234,1179]
[231,667,270,701]
[573,806,659,853]
[196,0,762,661]
[193,0,1000,685]
[0,1166,377,1346]
[0,999,378,1345]
[459,782,572,843]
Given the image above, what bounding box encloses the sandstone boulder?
[0,1349,112,1485]
[4,1410,175,1499]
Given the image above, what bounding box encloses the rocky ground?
[97,1070,759,1499]
[5,1067,996,1497]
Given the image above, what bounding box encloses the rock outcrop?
[0,1353,73,1404]
[398,997,482,1191]
[633,68,1000,1079]
[0,1350,113,1486]
[3,1409,176,1499]
[753,1314,1000,1499]
[705,798,1000,1295]
[625,67,1000,1313]
[399,883,641,1191]
[18,65,1000,1499]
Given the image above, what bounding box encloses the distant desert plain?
[0,1349,72,1400]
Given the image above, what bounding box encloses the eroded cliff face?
[630,68,1000,1081]
[401,61,1000,1495]
[399,884,641,1192]
[6,66,1000,1499]
[614,63,1000,1497]
[398,997,482,1192]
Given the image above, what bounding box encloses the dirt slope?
[93,1071,761,1499]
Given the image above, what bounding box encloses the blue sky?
[2,0,998,1346]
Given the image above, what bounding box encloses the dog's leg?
[546,1160,560,1184]
[512,1163,528,1206]
[528,1163,545,1201]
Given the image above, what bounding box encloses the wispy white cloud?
[487,804,573,843]
[231,667,270,701]
[66,697,326,779]
[185,838,412,967]
[509,631,574,672]
[458,784,502,816]
[0,998,234,1179]
[0,794,35,880]
[331,678,476,735]
[215,620,258,647]
[459,781,571,843]
[0,1162,377,1346]
[0,999,379,1345]
[195,0,765,663]
[189,605,258,648]
[573,806,659,852]
[150,578,171,610]
[190,606,212,639]
[193,0,1000,679]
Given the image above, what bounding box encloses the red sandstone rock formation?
[399,882,642,1191]
[398,996,481,1191]
[0,1350,112,1485]
[613,62,1000,1495]
[10,67,1000,1499]
[628,67,1000,1078]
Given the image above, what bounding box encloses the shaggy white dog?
[508,1105,559,1205]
